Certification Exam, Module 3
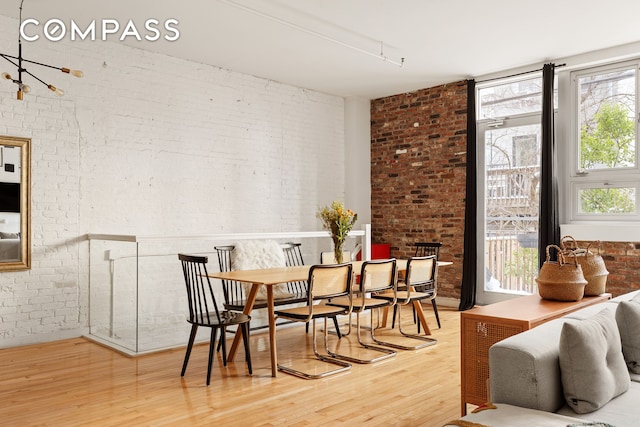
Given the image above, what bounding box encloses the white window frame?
[567,60,640,222]
[477,113,542,305]
[571,181,639,221]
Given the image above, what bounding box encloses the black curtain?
[538,63,560,268]
[459,79,477,311]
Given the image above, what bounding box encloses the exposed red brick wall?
[569,240,640,298]
[371,80,639,302]
[370,81,468,300]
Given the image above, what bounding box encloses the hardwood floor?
[0,306,464,426]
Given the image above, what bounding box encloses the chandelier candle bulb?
[1,0,85,99]
[47,84,64,96]
[61,68,84,77]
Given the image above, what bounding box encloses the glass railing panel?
[136,238,217,353]
[87,227,371,355]
[88,238,138,353]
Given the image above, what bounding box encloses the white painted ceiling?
[1,0,640,99]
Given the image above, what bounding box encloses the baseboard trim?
[436,297,461,308]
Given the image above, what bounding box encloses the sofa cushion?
[489,318,568,413]
[447,403,587,427]
[610,289,640,303]
[564,303,615,321]
[615,292,640,374]
[559,309,630,414]
[557,381,640,427]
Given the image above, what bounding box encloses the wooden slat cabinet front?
[460,293,612,415]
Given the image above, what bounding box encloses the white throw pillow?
[231,240,292,300]
[559,309,630,414]
[615,292,640,374]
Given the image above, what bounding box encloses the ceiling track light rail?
[221,0,405,68]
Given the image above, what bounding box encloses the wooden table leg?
[380,306,390,328]
[228,282,259,362]
[266,286,277,377]
[407,285,432,336]
[381,302,430,334]
[413,300,432,336]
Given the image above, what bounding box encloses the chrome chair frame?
[392,242,443,330]
[214,244,342,336]
[374,256,438,350]
[274,263,354,379]
[326,259,398,363]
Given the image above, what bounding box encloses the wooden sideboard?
[460,293,612,415]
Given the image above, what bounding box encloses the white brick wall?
[0,15,345,348]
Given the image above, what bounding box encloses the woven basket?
[560,236,609,296]
[536,244,587,302]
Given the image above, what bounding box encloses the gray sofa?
[449,291,640,427]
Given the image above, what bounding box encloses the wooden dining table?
[207,259,451,377]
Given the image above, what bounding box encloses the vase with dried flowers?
[317,200,358,264]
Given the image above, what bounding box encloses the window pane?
[479,76,542,119]
[578,67,636,171]
[485,123,541,294]
[578,187,636,214]
[478,75,558,119]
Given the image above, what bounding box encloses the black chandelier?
[0,0,83,100]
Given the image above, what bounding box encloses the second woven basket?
[535,244,587,302]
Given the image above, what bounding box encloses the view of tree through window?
[478,60,640,301]
[580,103,635,170]
[574,64,638,217]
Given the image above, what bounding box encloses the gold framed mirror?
[0,135,30,271]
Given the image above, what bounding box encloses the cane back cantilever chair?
[274,263,354,379]
[392,242,443,330]
[414,242,442,329]
[283,242,342,337]
[214,244,342,336]
[326,258,398,363]
[375,255,438,350]
[178,254,252,386]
